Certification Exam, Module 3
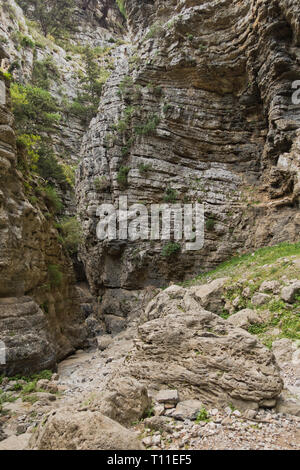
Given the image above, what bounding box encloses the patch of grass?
[138,163,152,174]
[195,406,210,423]
[48,264,63,288]
[117,166,130,188]
[43,186,63,214]
[183,242,300,287]
[56,217,83,255]
[116,0,127,19]
[135,114,160,136]
[163,186,178,203]
[162,242,181,258]
[206,218,216,231]
[94,176,110,192]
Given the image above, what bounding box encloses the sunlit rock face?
[77,0,300,307]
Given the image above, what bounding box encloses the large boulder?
[227,308,262,329]
[29,409,144,450]
[120,286,283,410]
[189,278,229,314]
[96,376,152,426]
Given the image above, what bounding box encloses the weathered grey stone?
[29,409,144,450]
[281,282,300,303]
[172,400,203,421]
[251,293,271,306]
[259,281,281,294]
[156,389,179,405]
[276,392,300,417]
[113,288,283,409]
[143,416,174,433]
[227,309,262,329]
[36,380,58,394]
[190,278,229,314]
[104,315,127,335]
[96,376,151,426]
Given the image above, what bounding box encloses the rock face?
[76,0,300,333]
[0,0,125,168]
[29,408,143,450]
[114,286,283,410]
[0,73,88,375]
[0,1,126,374]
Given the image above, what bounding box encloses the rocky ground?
[0,327,299,450]
[0,248,299,450]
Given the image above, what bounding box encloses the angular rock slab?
[29,409,144,450]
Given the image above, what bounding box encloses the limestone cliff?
[77,0,300,333]
[0,70,89,375]
[0,0,125,374]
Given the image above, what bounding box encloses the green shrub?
[163,103,172,113]
[43,186,63,214]
[61,163,76,187]
[20,35,35,48]
[195,406,210,423]
[69,46,110,122]
[163,186,178,203]
[135,114,160,136]
[138,163,152,174]
[16,133,40,172]
[118,76,133,97]
[11,83,61,134]
[56,217,83,254]
[145,22,163,40]
[162,242,181,257]
[48,264,63,288]
[206,218,216,231]
[117,166,130,188]
[35,143,68,186]
[32,56,60,90]
[94,176,110,192]
[116,0,127,19]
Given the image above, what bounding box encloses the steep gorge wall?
[0,56,90,375]
[0,0,127,373]
[77,0,300,331]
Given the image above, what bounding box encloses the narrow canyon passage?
[0,0,300,452]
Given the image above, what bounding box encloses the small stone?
[164,403,175,409]
[281,282,300,304]
[154,404,164,416]
[152,435,161,445]
[36,380,58,394]
[172,400,203,421]
[243,409,257,420]
[259,281,281,294]
[142,436,152,446]
[156,389,179,405]
[251,293,271,306]
[224,407,233,416]
[16,424,27,435]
